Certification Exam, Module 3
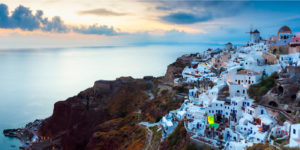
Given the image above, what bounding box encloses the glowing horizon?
[0,1,300,48]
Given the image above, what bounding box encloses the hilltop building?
[269,26,294,55]
[250,29,260,44]
[226,42,233,50]
[277,26,293,45]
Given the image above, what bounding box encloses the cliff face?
[37,70,185,150]
[39,77,152,149]
[163,56,191,82]
[31,53,196,150]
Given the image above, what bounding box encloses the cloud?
[78,8,127,16]
[148,0,248,24]
[0,3,67,32]
[0,4,10,27]
[73,24,122,36]
[0,3,122,35]
[161,12,212,24]
[34,10,69,33]
[0,4,40,30]
[40,17,69,33]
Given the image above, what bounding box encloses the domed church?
[276,26,293,45]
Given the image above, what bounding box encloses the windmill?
[246,25,254,34]
[245,25,254,44]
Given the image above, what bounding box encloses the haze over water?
[0,44,221,149]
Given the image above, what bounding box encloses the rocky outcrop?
[38,77,153,150]
[261,84,299,107]
[31,75,184,150]
[163,55,192,82]
[259,67,300,108]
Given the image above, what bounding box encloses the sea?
[0,44,221,149]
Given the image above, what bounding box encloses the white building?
[226,69,261,87]
[271,121,290,138]
[250,29,260,44]
[229,84,248,98]
[289,124,300,148]
[280,53,300,67]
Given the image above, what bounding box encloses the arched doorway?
[269,101,278,107]
[278,86,283,94]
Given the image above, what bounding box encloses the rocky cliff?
[38,77,151,149]
[163,55,193,82]
[32,55,192,150]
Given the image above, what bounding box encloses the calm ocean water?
[0,44,220,149]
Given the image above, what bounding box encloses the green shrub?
[248,72,278,102]
[279,114,286,122]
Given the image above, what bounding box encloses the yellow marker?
[208,116,214,125]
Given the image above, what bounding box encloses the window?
[294,129,296,134]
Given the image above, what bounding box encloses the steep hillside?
[33,55,191,150]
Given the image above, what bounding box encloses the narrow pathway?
[261,104,296,123]
[144,126,153,150]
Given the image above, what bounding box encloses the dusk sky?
[0,0,300,49]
